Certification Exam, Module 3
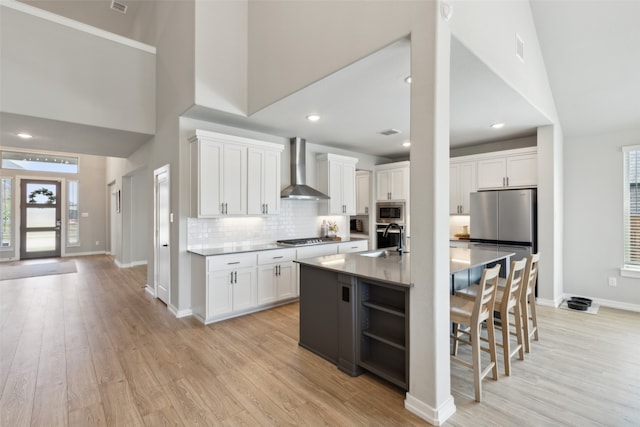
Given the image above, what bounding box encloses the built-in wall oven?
[376,202,405,224]
[376,223,404,249]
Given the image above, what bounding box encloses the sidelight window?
[1,178,12,248]
[623,146,640,272]
[67,180,80,246]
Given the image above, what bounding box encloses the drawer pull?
[272,256,283,259]
[227,261,240,265]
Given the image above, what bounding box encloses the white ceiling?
[186,36,550,159]
[3,1,639,159]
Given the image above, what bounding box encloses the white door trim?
[153,164,170,304]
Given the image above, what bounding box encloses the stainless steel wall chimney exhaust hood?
[281,137,330,200]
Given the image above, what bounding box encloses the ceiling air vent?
[379,129,401,136]
[110,0,128,14]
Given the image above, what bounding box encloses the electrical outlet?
[95,240,100,246]
[608,277,617,287]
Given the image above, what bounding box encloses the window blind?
[623,146,640,267]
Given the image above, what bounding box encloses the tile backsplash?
[187,200,349,249]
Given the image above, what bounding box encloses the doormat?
[0,260,77,281]
[559,300,599,315]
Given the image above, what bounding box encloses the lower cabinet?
[257,248,297,305]
[208,266,257,317]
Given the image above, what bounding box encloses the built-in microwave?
[376,202,405,224]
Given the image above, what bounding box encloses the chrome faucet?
[383,223,404,256]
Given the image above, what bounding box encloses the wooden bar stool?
[450,264,501,402]
[521,253,540,353]
[492,258,527,375]
[455,258,528,376]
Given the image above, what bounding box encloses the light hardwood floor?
[1,255,639,426]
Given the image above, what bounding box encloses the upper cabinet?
[189,130,283,218]
[376,161,410,201]
[317,153,358,215]
[356,170,371,215]
[450,160,476,215]
[476,149,537,190]
[450,148,537,215]
[248,147,281,215]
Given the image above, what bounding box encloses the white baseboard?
[117,260,148,268]
[168,304,192,318]
[63,251,106,258]
[561,293,640,313]
[536,296,562,308]
[404,393,456,426]
[538,293,640,313]
[144,285,155,297]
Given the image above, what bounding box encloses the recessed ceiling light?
[402,141,411,147]
[404,76,412,84]
[490,123,505,129]
[17,133,33,139]
[306,114,320,122]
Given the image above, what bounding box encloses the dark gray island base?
[297,255,410,390]
[296,247,515,391]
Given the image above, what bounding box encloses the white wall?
[0,3,156,135]
[247,1,419,114]
[194,0,248,115]
[564,128,640,309]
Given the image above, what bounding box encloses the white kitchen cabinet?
[450,160,476,214]
[506,153,537,187]
[296,244,339,260]
[207,253,257,320]
[317,153,358,215]
[376,161,410,201]
[476,149,537,190]
[338,240,369,254]
[257,249,297,305]
[356,170,371,215]
[248,147,281,215]
[189,130,283,218]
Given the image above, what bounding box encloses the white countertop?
[295,247,516,287]
[188,238,367,257]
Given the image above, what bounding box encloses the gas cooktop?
[276,237,325,247]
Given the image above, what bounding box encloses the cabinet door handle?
[506,176,509,187]
[365,206,368,214]
[234,271,237,283]
[277,265,281,276]
[265,204,268,214]
[230,271,234,284]
[502,177,506,187]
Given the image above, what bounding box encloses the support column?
[404,2,456,425]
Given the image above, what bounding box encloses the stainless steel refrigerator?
[469,189,537,264]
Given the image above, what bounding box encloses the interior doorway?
[20,179,61,259]
[154,165,170,304]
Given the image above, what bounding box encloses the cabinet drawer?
[338,241,368,254]
[207,253,257,270]
[296,244,338,260]
[258,248,296,265]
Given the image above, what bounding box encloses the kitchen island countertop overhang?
[294,247,517,286]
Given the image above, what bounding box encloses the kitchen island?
[296,247,514,390]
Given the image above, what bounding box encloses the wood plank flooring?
[1,254,639,426]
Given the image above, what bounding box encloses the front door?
[20,179,61,259]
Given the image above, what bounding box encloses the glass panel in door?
[20,180,61,259]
